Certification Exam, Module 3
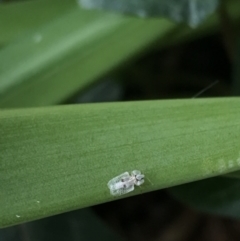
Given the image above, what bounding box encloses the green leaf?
[1,0,240,108]
[79,0,220,27]
[0,0,76,44]
[0,209,123,241]
[0,5,177,108]
[1,98,240,227]
[169,177,240,219]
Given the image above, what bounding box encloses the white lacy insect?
[107,170,145,196]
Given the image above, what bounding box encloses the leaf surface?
[1,98,240,227]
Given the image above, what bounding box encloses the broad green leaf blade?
[0,209,123,241]
[169,177,240,219]
[0,0,76,44]
[0,6,177,108]
[79,0,219,27]
[1,98,240,227]
[1,1,240,108]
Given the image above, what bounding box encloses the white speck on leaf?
[33,33,42,43]
[237,158,240,166]
[218,159,226,173]
[228,160,234,168]
[16,215,20,218]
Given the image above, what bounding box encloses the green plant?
[1,0,240,236]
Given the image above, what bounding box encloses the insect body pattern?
[107,170,145,196]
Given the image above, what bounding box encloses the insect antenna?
[145,176,153,185]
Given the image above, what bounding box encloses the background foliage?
[1,0,240,240]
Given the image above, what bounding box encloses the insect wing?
[109,183,134,196]
[131,170,141,176]
[135,179,144,186]
[107,172,130,190]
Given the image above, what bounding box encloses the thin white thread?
[192,80,219,98]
